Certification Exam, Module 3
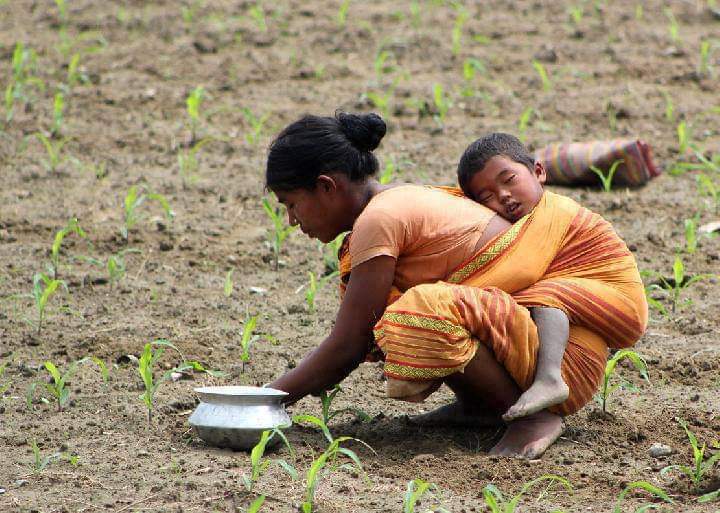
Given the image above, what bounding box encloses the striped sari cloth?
[341,190,647,415]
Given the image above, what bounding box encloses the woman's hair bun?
[336,111,387,152]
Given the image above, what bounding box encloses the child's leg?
[503,307,569,421]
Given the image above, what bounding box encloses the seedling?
[697,173,719,213]
[612,481,673,513]
[451,5,468,56]
[50,217,87,279]
[181,0,204,29]
[239,314,260,372]
[374,49,395,80]
[54,0,68,25]
[589,159,624,192]
[663,91,674,122]
[460,57,485,97]
[186,86,205,143]
[677,121,689,154]
[34,132,70,172]
[31,272,67,335]
[683,215,699,254]
[240,107,270,146]
[39,357,108,412]
[597,349,648,414]
[66,53,88,89]
[698,40,713,77]
[432,83,450,126]
[121,185,175,240]
[532,60,552,91]
[7,42,44,119]
[224,269,234,297]
[137,340,194,425]
[664,8,680,43]
[0,360,11,399]
[318,384,370,426]
[242,427,296,493]
[481,474,572,512]
[661,418,720,491]
[249,2,267,32]
[567,5,583,26]
[645,255,713,313]
[247,496,266,513]
[404,479,450,513]
[699,488,720,503]
[178,137,213,186]
[322,232,346,274]
[30,439,77,473]
[305,271,338,313]
[262,196,297,270]
[292,414,373,513]
[409,1,421,29]
[336,0,350,27]
[635,4,643,20]
[517,107,534,143]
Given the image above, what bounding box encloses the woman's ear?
[316,174,339,194]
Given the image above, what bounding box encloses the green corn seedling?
[635,4,643,20]
[30,439,77,473]
[598,349,648,414]
[40,356,108,412]
[305,271,338,313]
[677,121,689,154]
[646,254,713,313]
[32,272,67,335]
[481,474,572,513]
[698,40,712,77]
[137,340,193,425]
[409,1,421,29]
[661,418,720,491]
[451,5,468,56]
[66,53,88,88]
[224,269,234,297]
[262,197,297,270]
[461,57,485,97]
[589,159,624,192]
[8,42,44,113]
[242,427,296,493]
[240,107,270,146]
[683,215,699,254]
[55,0,68,25]
[517,107,534,143]
[178,137,213,186]
[0,360,11,399]
[186,86,205,142]
[663,92,674,122]
[292,414,373,513]
[664,8,680,43]
[374,49,395,79]
[699,488,720,504]
[50,217,86,279]
[322,232,346,274]
[696,173,719,213]
[121,185,175,240]
[532,60,552,91]
[404,479,450,513]
[51,92,65,137]
[319,384,370,426]
[432,83,450,126]
[568,5,583,26]
[249,2,267,32]
[612,481,673,513]
[246,496,266,513]
[34,132,70,172]
[336,0,350,27]
[379,159,396,185]
[240,314,260,372]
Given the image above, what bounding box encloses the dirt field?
[1,1,719,511]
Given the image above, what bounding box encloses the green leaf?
[247,495,265,513]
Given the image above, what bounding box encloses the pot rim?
[193,385,288,398]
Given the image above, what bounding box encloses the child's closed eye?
[503,174,516,184]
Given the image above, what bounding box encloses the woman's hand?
[268,255,396,404]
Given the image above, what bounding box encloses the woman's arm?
[268,255,396,404]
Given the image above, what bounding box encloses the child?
[456,132,643,421]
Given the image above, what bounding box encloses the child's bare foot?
[490,410,564,459]
[502,375,569,422]
[407,401,503,428]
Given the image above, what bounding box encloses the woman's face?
[274,181,345,243]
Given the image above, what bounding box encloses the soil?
[1,1,719,512]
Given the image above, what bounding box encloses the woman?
[266,112,603,458]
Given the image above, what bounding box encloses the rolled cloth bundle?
[535,139,661,187]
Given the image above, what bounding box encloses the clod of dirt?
[648,443,673,458]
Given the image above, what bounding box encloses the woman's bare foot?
[502,375,569,422]
[407,401,503,428]
[490,410,564,459]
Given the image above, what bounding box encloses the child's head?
[457,132,546,222]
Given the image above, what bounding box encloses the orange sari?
[340,190,647,415]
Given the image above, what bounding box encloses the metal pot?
[189,386,291,450]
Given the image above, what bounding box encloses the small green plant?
[677,121,689,154]
[186,86,205,143]
[664,8,680,43]
[240,107,270,145]
[181,0,204,28]
[6,42,45,122]
[532,60,552,91]
[451,5,468,56]
[683,215,699,254]
[663,91,674,122]
[178,137,213,186]
[50,217,87,279]
[262,196,297,270]
[374,49,395,80]
[460,57,485,97]
[432,83,450,126]
[30,439,78,473]
[34,132,70,172]
[589,159,624,192]
[336,0,350,27]
[598,349,648,414]
[318,384,370,426]
[40,356,108,412]
[31,272,67,335]
[635,4,643,20]
[365,79,398,119]
[224,269,234,298]
[661,418,720,491]
[242,427,296,493]
[517,107,534,143]
[246,496,265,513]
[698,40,713,77]
[79,248,141,286]
[55,0,68,25]
[305,271,338,313]
[567,5,583,26]
[0,360,11,399]
[699,488,720,504]
[239,314,260,372]
[292,414,373,513]
[697,173,719,213]
[248,2,267,32]
[481,474,572,512]
[646,254,713,313]
[121,185,175,240]
[612,481,673,513]
[404,479,450,513]
[50,92,65,137]
[322,232,346,274]
[66,53,88,89]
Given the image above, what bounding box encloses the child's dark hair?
[457,132,535,197]
[266,111,387,191]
